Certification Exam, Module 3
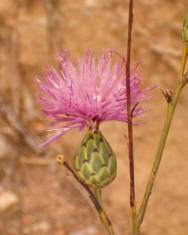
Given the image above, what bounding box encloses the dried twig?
[0,97,44,155]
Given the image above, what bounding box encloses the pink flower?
[37,50,148,146]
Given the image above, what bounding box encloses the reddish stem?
[125,0,136,210]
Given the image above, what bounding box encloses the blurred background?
[0,0,188,235]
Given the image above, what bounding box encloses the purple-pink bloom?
[37,50,148,146]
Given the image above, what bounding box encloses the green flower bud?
[183,13,188,46]
[75,130,117,188]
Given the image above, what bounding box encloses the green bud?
[75,129,117,189]
[183,13,188,46]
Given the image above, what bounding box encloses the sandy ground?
[0,0,188,235]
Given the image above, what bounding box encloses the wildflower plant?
[37,50,148,234]
[37,0,188,234]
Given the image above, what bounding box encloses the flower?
[37,50,148,146]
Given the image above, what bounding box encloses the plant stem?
[93,188,116,235]
[136,71,187,231]
[94,188,102,204]
[137,80,186,228]
[57,155,116,235]
[180,46,188,78]
[94,193,116,235]
[125,0,137,232]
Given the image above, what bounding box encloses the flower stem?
[125,0,137,233]
[94,188,116,235]
[94,188,102,204]
[136,42,188,232]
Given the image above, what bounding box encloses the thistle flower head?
[37,50,148,146]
